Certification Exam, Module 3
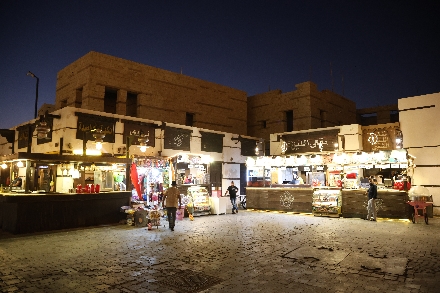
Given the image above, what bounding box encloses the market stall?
[0,191,131,234]
[0,152,132,234]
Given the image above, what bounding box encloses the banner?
[164,126,192,151]
[200,131,224,153]
[130,163,141,198]
[75,112,116,143]
[240,138,258,156]
[123,120,156,147]
[17,124,33,149]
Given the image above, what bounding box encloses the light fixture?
[395,129,403,149]
[1,163,7,169]
[27,71,39,119]
[137,132,149,152]
[281,140,287,155]
[334,142,338,151]
[255,139,264,156]
[35,115,51,139]
[92,128,105,150]
[17,161,24,168]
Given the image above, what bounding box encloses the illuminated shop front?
[245,123,412,218]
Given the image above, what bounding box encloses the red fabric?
[130,163,141,198]
[393,181,411,190]
[346,173,357,179]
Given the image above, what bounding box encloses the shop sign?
[362,125,399,152]
[122,120,156,147]
[75,112,116,143]
[316,165,324,171]
[281,129,339,154]
[303,166,311,171]
[364,165,373,169]
[375,164,390,169]
[188,164,194,168]
[17,124,32,149]
[200,131,224,153]
[291,167,298,171]
[400,163,408,168]
[391,164,400,168]
[240,137,260,156]
[164,126,192,151]
[359,165,366,169]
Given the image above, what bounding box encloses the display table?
[210,196,229,215]
[0,191,131,234]
[246,186,314,212]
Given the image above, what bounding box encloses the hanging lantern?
[92,128,105,150]
[35,115,51,139]
[137,132,149,152]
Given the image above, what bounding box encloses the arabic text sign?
[75,113,116,143]
[283,130,339,154]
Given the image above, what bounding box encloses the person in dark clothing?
[225,181,239,214]
[365,178,378,221]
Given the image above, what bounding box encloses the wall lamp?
[255,139,264,156]
[92,129,105,150]
[34,111,61,139]
[231,135,241,144]
[137,131,150,152]
[395,129,403,149]
[35,115,51,139]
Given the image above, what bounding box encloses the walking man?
[162,181,182,231]
[366,178,378,221]
[225,181,239,214]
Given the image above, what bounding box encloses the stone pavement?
[1,210,440,293]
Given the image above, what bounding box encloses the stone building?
[247,81,357,140]
[356,104,399,126]
[55,51,248,136]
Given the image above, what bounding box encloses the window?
[359,113,377,126]
[186,113,194,127]
[126,92,137,117]
[104,88,117,114]
[60,99,67,108]
[286,110,293,132]
[390,110,399,123]
[75,88,83,108]
[320,110,326,128]
[262,120,267,129]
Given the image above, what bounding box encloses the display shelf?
[312,187,341,217]
[187,185,211,216]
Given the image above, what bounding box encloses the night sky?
[1,0,440,129]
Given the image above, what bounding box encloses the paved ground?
[1,210,440,293]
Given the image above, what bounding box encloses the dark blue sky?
[1,0,440,129]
